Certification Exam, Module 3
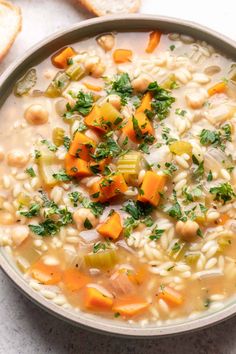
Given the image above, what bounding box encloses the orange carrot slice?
[31,261,62,285]
[112,296,149,316]
[83,81,103,91]
[137,171,166,206]
[122,112,154,143]
[136,92,152,113]
[157,286,183,306]
[145,31,162,53]
[208,82,227,96]
[69,132,96,161]
[90,173,128,203]
[63,268,90,292]
[113,49,132,63]
[84,287,113,311]
[65,154,93,177]
[97,212,123,240]
[51,47,76,69]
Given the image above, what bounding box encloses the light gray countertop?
[1,1,236,353]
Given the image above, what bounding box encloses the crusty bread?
[77,0,140,16]
[0,0,22,62]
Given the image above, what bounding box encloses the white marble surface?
[0,0,236,353]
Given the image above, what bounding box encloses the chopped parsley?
[63,136,71,151]
[175,108,187,116]
[25,167,36,177]
[29,219,59,237]
[169,44,175,51]
[108,73,133,105]
[20,203,40,218]
[53,170,71,182]
[34,150,41,159]
[209,182,236,204]
[199,124,232,151]
[91,135,121,161]
[146,81,175,121]
[149,228,164,241]
[207,170,213,182]
[171,242,181,252]
[41,139,57,152]
[192,155,204,180]
[64,91,93,118]
[84,218,93,230]
[163,162,178,176]
[93,240,111,253]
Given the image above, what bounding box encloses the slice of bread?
[0,0,22,62]
[77,0,140,16]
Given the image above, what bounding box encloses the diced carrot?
[90,173,128,202]
[69,132,96,161]
[113,49,133,63]
[217,213,230,226]
[157,286,183,306]
[137,171,166,206]
[65,154,93,177]
[89,158,111,175]
[31,261,62,285]
[84,105,107,133]
[97,212,123,240]
[136,92,152,113]
[112,296,149,317]
[128,265,148,285]
[83,81,103,91]
[84,287,113,311]
[208,82,227,96]
[51,47,76,69]
[145,31,162,54]
[122,112,154,143]
[63,268,90,292]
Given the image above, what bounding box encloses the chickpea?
[12,225,29,246]
[73,208,98,231]
[176,220,199,241]
[0,146,4,162]
[185,90,207,109]
[106,94,121,110]
[97,34,115,52]
[91,63,105,78]
[24,104,49,125]
[131,73,153,93]
[84,56,100,72]
[0,211,15,225]
[7,149,29,168]
[84,56,105,78]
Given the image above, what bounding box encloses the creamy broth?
[0,31,236,325]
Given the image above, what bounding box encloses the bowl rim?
[0,14,236,338]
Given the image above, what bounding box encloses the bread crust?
[0,0,22,62]
[77,0,140,17]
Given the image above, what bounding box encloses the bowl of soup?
[0,15,236,337]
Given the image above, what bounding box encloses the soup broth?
[0,30,236,325]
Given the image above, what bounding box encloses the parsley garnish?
[207,170,213,182]
[84,218,93,230]
[53,170,71,182]
[64,91,93,118]
[171,242,181,252]
[25,167,36,177]
[149,228,164,241]
[146,81,175,121]
[41,139,57,152]
[108,73,132,105]
[20,203,40,218]
[210,182,236,204]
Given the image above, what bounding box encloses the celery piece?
[185,252,200,265]
[37,146,62,186]
[160,74,176,90]
[66,63,85,81]
[169,141,192,156]
[169,241,188,261]
[52,127,65,147]
[217,237,232,252]
[100,102,122,125]
[117,151,143,175]
[84,249,118,269]
[45,71,70,98]
[14,68,37,96]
